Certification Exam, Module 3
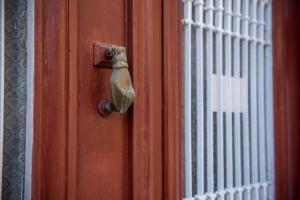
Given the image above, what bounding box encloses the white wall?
[25,0,34,199]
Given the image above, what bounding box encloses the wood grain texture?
[67,0,78,199]
[32,0,182,199]
[128,0,164,199]
[273,0,300,199]
[71,0,128,199]
[162,0,183,199]
[32,0,68,199]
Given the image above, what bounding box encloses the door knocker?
[93,41,135,117]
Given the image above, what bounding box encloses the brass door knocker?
[93,42,135,117]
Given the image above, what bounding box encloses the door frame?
[273,0,300,199]
[162,0,182,199]
[32,0,182,199]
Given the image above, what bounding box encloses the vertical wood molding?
[128,0,164,199]
[129,1,183,199]
[162,0,183,199]
[32,0,69,199]
[273,0,300,199]
[32,0,43,198]
[273,1,288,199]
[67,0,78,199]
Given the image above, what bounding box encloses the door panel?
[76,0,127,199]
[33,0,182,199]
[33,0,69,199]
[69,0,163,199]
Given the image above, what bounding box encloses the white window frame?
[25,0,35,199]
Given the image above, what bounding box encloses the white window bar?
[194,0,205,199]
[215,0,225,199]
[241,0,251,200]
[257,1,267,200]
[183,1,274,200]
[204,0,214,199]
[224,0,234,199]
[232,1,243,199]
[183,0,193,198]
[249,0,259,199]
[265,4,275,200]
[185,182,271,200]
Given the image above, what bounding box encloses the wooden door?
[71,1,132,199]
[32,0,182,200]
[273,0,300,199]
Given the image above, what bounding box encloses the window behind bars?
[182,0,274,199]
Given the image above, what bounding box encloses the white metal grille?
[182,0,274,199]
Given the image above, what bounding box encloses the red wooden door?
[32,0,182,200]
[273,0,300,199]
[71,0,132,199]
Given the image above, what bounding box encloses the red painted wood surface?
[273,0,300,199]
[162,0,183,199]
[73,1,128,199]
[128,0,164,199]
[32,0,69,199]
[32,0,182,199]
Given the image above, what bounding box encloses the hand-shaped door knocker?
[93,42,135,117]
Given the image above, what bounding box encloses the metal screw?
[105,47,115,59]
[98,99,115,117]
